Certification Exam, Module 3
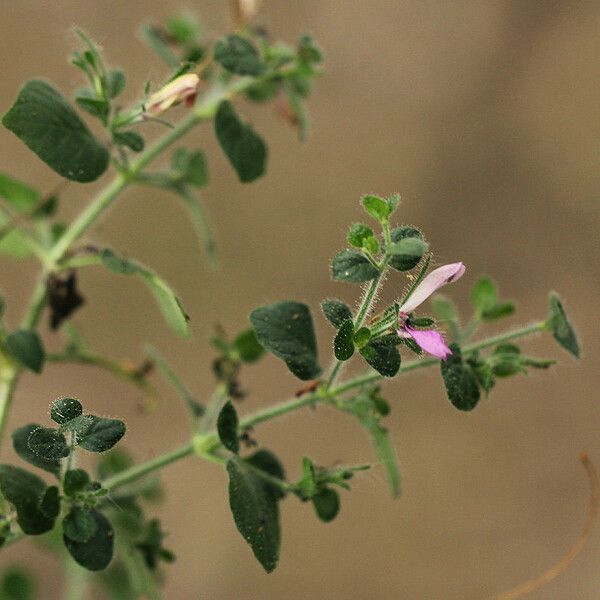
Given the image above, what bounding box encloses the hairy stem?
[101,319,549,492]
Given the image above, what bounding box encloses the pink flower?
[396,262,465,360]
[145,74,200,116]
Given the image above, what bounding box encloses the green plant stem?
[0,74,272,453]
[101,319,549,492]
[63,557,88,600]
[325,268,386,390]
[47,351,156,395]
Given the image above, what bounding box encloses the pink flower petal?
[403,326,453,360]
[399,262,465,314]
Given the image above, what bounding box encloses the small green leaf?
[233,329,264,363]
[440,343,481,411]
[353,326,371,348]
[250,301,321,380]
[431,294,460,339]
[5,330,45,373]
[0,172,39,213]
[76,416,125,453]
[27,427,69,460]
[64,509,114,571]
[113,131,145,153]
[0,567,36,600]
[50,397,83,424]
[2,80,109,182]
[334,319,355,361]
[63,469,91,496]
[472,277,497,315]
[359,335,401,377]
[217,402,239,454]
[548,293,580,358]
[12,424,61,476]
[106,70,126,99]
[387,237,428,267]
[171,148,208,187]
[0,465,57,534]
[361,194,389,223]
[214,35,265,76]
[346,223,374,248]
[387,227,425,271]
[75,94,110,121]
[40,485,60,519]
[481,302,515,321]
[331,250,379,283]
[348,397,400,498]
[100,249,190,338]
[312,487,340,522]
[214,101,267,183]
[63,506,98,543]
[320,299,352,329]
[245,450,287,500]
[226,456,281,573]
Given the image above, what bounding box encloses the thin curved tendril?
[490,453,599,600]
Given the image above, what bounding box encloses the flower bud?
[145,73,200,116]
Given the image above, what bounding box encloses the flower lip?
[145,73,200,116]
[399,262,465,315]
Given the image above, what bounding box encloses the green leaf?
[387,237,428,267]
[0,465,57,534]
[431,294,460,339]
[63,506,98,543]
[2,80,109,182]
[334,319,355,361]
[27,427,69,460]
[387,227,425,271]
[106,70,126,99]
[50,397,83,424]
[75,94,110,121]
[353,326,371,348]
[63,509,114,571]
[472,277,497,315]
[331,250,379,283]
[440,343,481,411]
[217,401,240,454]
[76,416,125,453]
[320,299,353,329]
[12,424,61,476]
[214,101,267,183]
[171,148,208,187]
[481,302,515,321]
[100,249,190,337]
[5,329,45,373]
[40,486,60,520]
[347,223,374,248]
[312,487,340,522]
[226,456,280,573]
[0,567,36,600]
[0,172,39,213]
[63,469,91,496]
[113,131,145,153]
[361,194,389,223]
[214,35,265,76]
[359,335,401,377]
[245,449,287,500]
[233,329,264,363]
[250,301,321,380]
[348,397,400,498]
[548,293,580,358]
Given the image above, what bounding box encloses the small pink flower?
[397,262,465,359]
[145,73,200,116]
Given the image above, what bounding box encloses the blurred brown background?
[1,1,599,598]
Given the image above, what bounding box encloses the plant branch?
[99,319,551,492]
